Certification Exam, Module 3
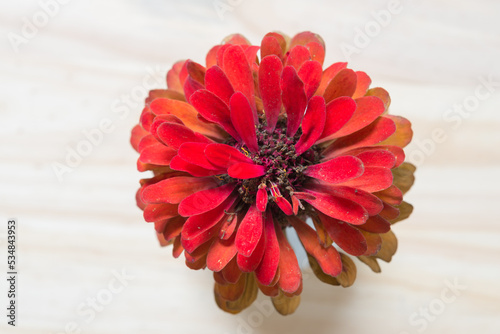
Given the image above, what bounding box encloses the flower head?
[131,31,415,315]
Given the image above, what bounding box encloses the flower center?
[233,116,321,204]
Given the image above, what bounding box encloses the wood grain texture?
[1,0,499,333]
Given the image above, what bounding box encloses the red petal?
[141,176,217,204]
[205,45,219,68]
[139,143,176,166]
[327,96,386,138]
[275,225,301,294]
[285,45,311,71]
[219,212,240,240]
[298,60,322,100]
[366,87,391,110]
[356,215,391,234]
[172,236,184,258]
[181,196,236,253]
[325,116,396,156]
[228,162,265,179]
[256,185,268,212]
[189,89,241,141]
[207,232,237,272]
[223,33,251,45]
[156,122,210,150]
[204,143,253,168]
[316,62,347,96]
[291,195,301,215]
[229,92,259,152]
[289,217,342,276]
[305,155,364,184]
[377,115,413,148]
[140,109,154,132]
[291,192,316,201]
[150,114,184,141]
[295,96,326,155]
[183,76,204,102]
[204,65,234,105]
[290,32,325,51]
[342,145,405,168]
[182,221,220,254]
[170,156,221,177]
[186,60,206,85]
[302,190,368,225]
[259,55,283,131]
[255,212,280,285]
[323,68,357,103]
[143,203,179,222]
[137,134,158,155]
[235,204,263,257]
[261,35,283,59]
[352,71,371,99]
[237,230,265,272]
[223,45,256,119]
[162,216,185,241]
[275,196,293,216]
[307,183,383,216]
[305,41,325,66]
[244,45,260,66]
[318,213,368,256]
[149,98,226,141]
[281,66,307,136]
[181,205,226,241]
[319,97,357,142]
[178,183,236,217]
[337,167,393,193]
[178,142,222,170]
[356,149,396,169]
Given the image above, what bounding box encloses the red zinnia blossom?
[131,32,415,315]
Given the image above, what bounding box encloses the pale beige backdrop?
[1,0,499,333]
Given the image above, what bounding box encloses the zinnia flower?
[131,31,415,315]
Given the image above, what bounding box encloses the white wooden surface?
[1,1,500,333]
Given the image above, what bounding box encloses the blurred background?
[1,0,499,333]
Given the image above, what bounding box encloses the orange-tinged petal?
[290,216,342,277]
[323,68,357,103]
[352,71,371,99]
[366,87,391,111]
[214,273,258,314]
[166,60,186,94]
[207,232,237,272]
[275,226,301,294]
[141,176,218,204]
[316,62,347,96]
[150,98,227,140]
[143,203,179,222]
